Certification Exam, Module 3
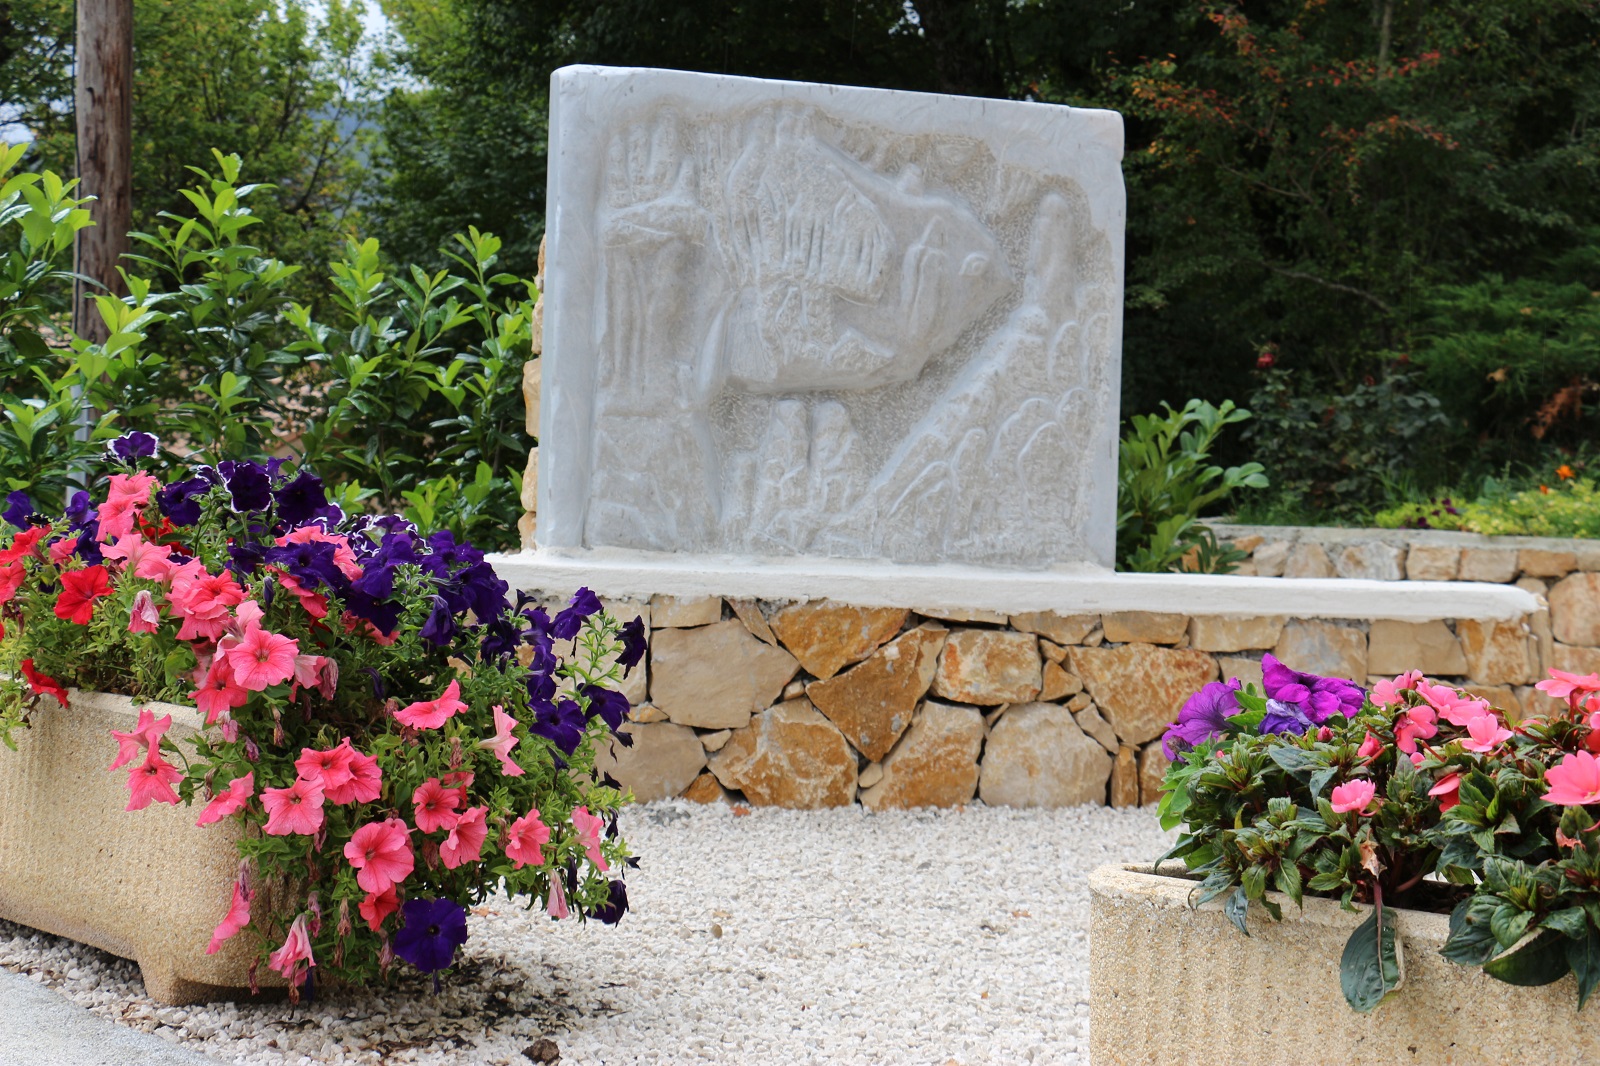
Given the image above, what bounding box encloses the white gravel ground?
[0,801,1173,1066]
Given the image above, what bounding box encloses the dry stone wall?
[529,591,1555,812]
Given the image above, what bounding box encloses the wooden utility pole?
[73,0,133,346]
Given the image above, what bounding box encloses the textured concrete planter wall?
[1089,865,1594,1065]
[0,690,260,1004]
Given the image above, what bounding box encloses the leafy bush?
[1117,399,1267,573]
[0,441,639,995]
[1376,463,1600,540]
[1159,660,1600,1012]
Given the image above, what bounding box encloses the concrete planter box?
[0,689,263,1004]
[1089,864,1595,1065]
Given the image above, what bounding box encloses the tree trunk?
[73,0,133,346]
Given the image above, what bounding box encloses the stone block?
[1406,545,1460,582]
[1579,545,1600,571]
[727,598,778,645]
[1188,616,1285,653]
[1039,639,1068,663]
[1460,548,1518,583]
[932,629,1042,705]
[1283,542,1335,579]
[857,762,884,789]
[1102,611,1189,645]
[1458,685,1518,719]
[650,620,799,729]
[1517,684,1567,721]
[806,625,947,761]
[1516,576,1550,597]
[918,606,1009,625]
[1138,744,1170,806]
[700,729,733,752]
[1066,644,1218,746]
[1008,611,1099,645]
[707,699,857,808]
[523,358,542,438]
[1040,660,1082,701]
[1549,572,1600,646]
[517,510,537,551]
[650,594,723,628]
[592,722,707,803]
[978,703,1113,808]
[770,602,909,680]
[1217,656,1264,689]
[1109,746,1139,808]
[1552,644,1600,676]
[539,67,1126,569]
[1456,618,1535,686]
[681,772,729,804]
[859,701,983,810]
[1272,621,1367,682]
[1253,540,1291,577]
[521,446,540,512]
[1366,619,1467,677]
[1073,704,1120,754]
[1229,534,1265,555]
[1333,541,1405,581]
[1518,548,1577,579]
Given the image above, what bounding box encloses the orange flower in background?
[1557,464,1575,480]
[1541,485,1552,495]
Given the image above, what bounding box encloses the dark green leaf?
[1485,930,1572,986]
[1543,906,1590,941]
[1340,907,1403,1013]
[1440,898,1500,966]
[1565,926,1600,1010]
[1223,885,1250,936]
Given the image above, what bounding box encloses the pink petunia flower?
[324,740,382,805]
[193,658,249,725]
[411,778,462,833]
[546,873,569,919]
[440,806,488,870]
[0,560,24,604]
[295,743,354,794]
[196,773,255,827]
[1393,706,1438,754]
[205,881,251,955]
[1460,714,1513,753]
[1330,779,1378,816]
[127,589,161,634]
[106,471,159,508]
[1371,670,1424,708]
[108,708,172,770]
[1429,772,1462,813]
[571,806,610,872]
[394,679,467,730]
[95,495,140,543]
[47,537,77,564]
[1543,751,1600,807]
[261,777,326,836]
[344,817,415,894]
[359,885,399,932]
[226,623,299,691]
[267,913,316,988]
[504,809,551,869]
[167,562,245,641]
[125,746,182,811]
[53,565,111,624]
[483,705,525,777]
[100,533,174,581]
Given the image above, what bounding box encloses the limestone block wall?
[521,591,1546,812]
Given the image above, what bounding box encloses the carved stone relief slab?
[540,66,1125,569]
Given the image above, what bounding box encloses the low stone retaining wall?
[518,587,1550,812]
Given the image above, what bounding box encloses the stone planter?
[0,689,264,1004]
[1089,864,1595,1065]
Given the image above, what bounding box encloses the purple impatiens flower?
[1162,679,1243,759]
[1261,653,1363,726]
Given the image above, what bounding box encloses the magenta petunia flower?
[1161,680,1242,758]
[505,809,551,870]
[1262,653,1364,724]
[411,777,462,833]
[205,881,251,955]
[267,913,315,989]
[261,777,326,836]
[225,623,299,691]
[324,740,382,805]
[196,772,254,827]
[344,817,415,894]
[125,746,182,811]
[571,805,610,872]
[395,679,467,730]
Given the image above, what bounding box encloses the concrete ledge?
[489,547,1538,622]
[0,969,224,1065]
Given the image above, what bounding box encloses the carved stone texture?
[1253,540,1290,577]
[650,594,723,627]
[1217,656,1264,689]
[979,702,1112,808]
[649,620,799,729]
[681,771,729,804]
[806,624,947,761]
[591,721,706,802]
[1460,548,1518,584]
[540,66,1126,569]
[1519,548,1576,579]
[1283,543,1335,579]
[727,598,778,645]
[1108,745,1140,808]
[523,358,542,438]
[859,700,983,810]
[1333,542,1405,581]
[706,698,858,808]
[1066,644,1217,747]
[1040,660,1082,701]
[770,602,909,679]
[932,629,1042,704]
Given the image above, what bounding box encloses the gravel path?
[0,801,1173,1066]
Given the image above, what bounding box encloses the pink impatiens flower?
[344,818,415,894]
[323,740,382,805]
[411,777,462,833]
[504,809,551,869]
[108,708,172,770]
[1429,772,1462,813]
[1537,669,1600,711]
[1393,706,1438,754]
[1356,733,1384,761]
[440,806,488,870]
[226,623,299,691]
[395,679,467,730]
[126,746,182,810]
[1460,714,1513,753]
[261,777,326,836]
[1330,779,1378,816]
[196,773,254,827]
[571,806,609,872]
[1370,670,1423,708]
[193,659,248,725]
[267,913,315,989]
[1417,681,1491,728]
[483,705,525,777]
[127,589,161,634]
[206,881,251,954]
[1542,751,1600,807]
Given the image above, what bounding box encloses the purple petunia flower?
[593,880,629,926]
[2,491,37,529]
[529,697,588,755]
[1261,653,1364,724]
[272,468,329,527]
[1161,679,1243,759]
[218,460,273,513]
[392,898,468,975]
[582,685,631,735]
[64,490,95,530]
[156,477,211,527]
[418,595,456,646]
[108,431,157,462]
[618,616,646,676]
[552,587,603,640]
[1259,698,1318,736]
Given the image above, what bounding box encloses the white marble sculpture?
[539,66,1126,569]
